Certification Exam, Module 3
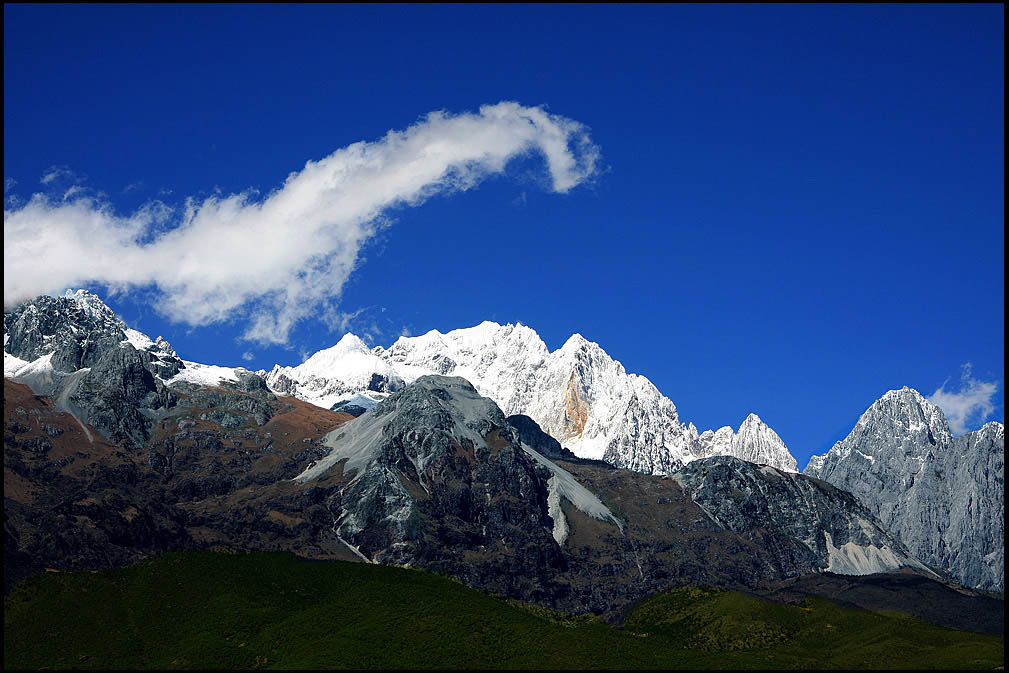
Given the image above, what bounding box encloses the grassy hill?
[4,551,1003,670]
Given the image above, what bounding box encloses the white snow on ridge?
[168,361,242,387]
[4,350,32,378]
[5,351,62,396]
[121,328,156,351]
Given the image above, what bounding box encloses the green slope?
[4,552,1003,670]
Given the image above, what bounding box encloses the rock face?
[804,387,1004,593]
[3,292,284,449]
[4,291,187,447]
[293,375,592,600]
[265,321,799,475]
[283,375,928,611]
[5,290,134,372]
[506,414,581,462]
[674,456,928,577]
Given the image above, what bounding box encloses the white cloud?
[241,351,255,362]
[4,102,599,344]
[928,363,1000,434]
[40,165,78,185]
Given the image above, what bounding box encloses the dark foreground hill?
[3,551,1003,670]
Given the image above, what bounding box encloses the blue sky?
[4,4,1004,467]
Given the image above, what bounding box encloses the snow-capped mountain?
[805,387,1004,592]
[266,321,799,474]
[263,333,402,411]
[695,413,794,468]
[3,293,797,474]
[3,289,258,391]
[3,290,267,445]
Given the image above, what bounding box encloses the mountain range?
[3,290,1003,619]
[264,320,800,474]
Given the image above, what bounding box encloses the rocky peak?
[804,388,1004,592]
[292,374,574,571]
[4,291,128,372]
[853,387,952,451]
[733,413,798,472]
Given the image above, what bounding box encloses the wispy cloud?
[40,165,79,185]
[241,351,255,362]
[4,102,599,344]
[928,363,1000,434]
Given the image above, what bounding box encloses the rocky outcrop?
[804,387,1004,592]
[674,456,928,577]
[506,414,581,462]
[67,346,177,446]
[294,376,568,595]
[4,290,130,372]
[4,292,189,447]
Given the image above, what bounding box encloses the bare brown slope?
[4,380,189,592]
[4,380,359,591]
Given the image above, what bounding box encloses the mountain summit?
[265,321,800,475]
[805,387,1004,592]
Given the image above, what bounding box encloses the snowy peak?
[264,334,403,411]
[296,333,376,374]
[733,413,797,472]
[63,288,122,324]
[269,320,799,476]
[835,387,952,462]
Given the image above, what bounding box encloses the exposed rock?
[804,387,1004,592]
[67,345,177,447]
[674,456,928,577]
[507,414,581,462]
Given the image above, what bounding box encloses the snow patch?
[545,475,570,545]
[168,361,242,387]
[121,328,155,351]
[522,444,622,533]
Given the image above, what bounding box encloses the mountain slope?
[674,456,929,577]
[804,387,1004,592]
[6,552,1003,671]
